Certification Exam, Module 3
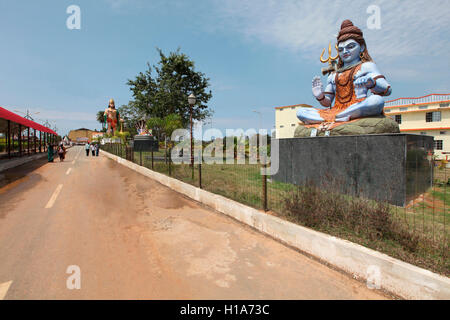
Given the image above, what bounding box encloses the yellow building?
[384,94,450,160]
[68,128,104,144]
[274,104,314,139]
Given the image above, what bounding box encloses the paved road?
[0,146,388,299]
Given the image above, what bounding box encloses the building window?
[291,124,296,127]
[279,109,283,111]
[280,125,284,128]
[420,132,427,135]
[440,103,449,108]
[426,111,441,122]
[434,140,443,150]
[400,107,408,111]
[419,105,428,110]
[385,109,390,113]
[291,107,296,110]
[440,131,446,135]
[394,115,402,124]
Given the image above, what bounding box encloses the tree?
[127,48,213,128]
[147,113,182,147]
[118,102,143,136]
[146,117,165,142]
[96,111,105,125]
[147,113,183,163]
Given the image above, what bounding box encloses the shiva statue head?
[337,20,373,69]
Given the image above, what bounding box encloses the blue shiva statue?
[297,20,392,126]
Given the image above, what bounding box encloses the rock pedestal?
[294,115,400,137]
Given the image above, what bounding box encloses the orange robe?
[306,64,364,129]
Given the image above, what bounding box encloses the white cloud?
[210,0,450,59]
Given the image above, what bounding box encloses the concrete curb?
[0,153,47,173]
[102,150,450,300]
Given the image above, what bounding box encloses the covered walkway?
[0,106,58,160]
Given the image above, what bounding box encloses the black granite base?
[133,135,159,152]
[272,134,434,206]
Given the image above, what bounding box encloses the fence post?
[151,150,154,170]
[262,161,268,211]
[198,148,202,189]
[199,162,202,189]
[168,147,172,176]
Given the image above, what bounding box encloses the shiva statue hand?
[312,76,324,99]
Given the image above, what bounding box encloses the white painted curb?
[103,150,450,300]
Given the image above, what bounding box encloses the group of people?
[85,142,100,157]
[47,142,66,162]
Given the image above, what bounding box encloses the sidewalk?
[0,145,73,173]
[0,153,47,173]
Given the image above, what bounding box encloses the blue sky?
[0,0,449,137]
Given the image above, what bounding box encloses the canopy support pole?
[7,120,11,158]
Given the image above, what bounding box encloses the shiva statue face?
[338,39,364,66]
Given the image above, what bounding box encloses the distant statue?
[296,20,392,131]
[136,119,151,136]
[104,98,120,135]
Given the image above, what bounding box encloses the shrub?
[284,184,419,252]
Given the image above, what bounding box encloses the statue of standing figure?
[104,98,120,135]
[297,20,392,131]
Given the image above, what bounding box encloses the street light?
[188,93,196,168]
[253,110,262,131]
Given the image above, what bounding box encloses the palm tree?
[96,111,106,132]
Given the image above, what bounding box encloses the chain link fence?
[101,142,448,276]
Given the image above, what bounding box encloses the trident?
[320,43,339,75]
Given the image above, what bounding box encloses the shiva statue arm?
[312,73,336,108]
[353,62,392,97]
[335,62,391,121]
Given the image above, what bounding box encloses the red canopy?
[0,106,57,135]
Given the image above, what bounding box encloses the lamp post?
[188,93,196,168]
[253,110,262,131]
[253,110,262,162]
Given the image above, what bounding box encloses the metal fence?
[102,142,448,276]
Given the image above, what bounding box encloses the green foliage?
[116,131,131,144]
[146,117,165,141]
[96,110,105,124]
[147,113,182,147]
[126,48,213,128]
[118,102,141,136]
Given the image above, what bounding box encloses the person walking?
[57,143,66,162]
[47,143,54,162]
[85,142,90,156]
[91,143,96,156]
[95,143,100,157]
